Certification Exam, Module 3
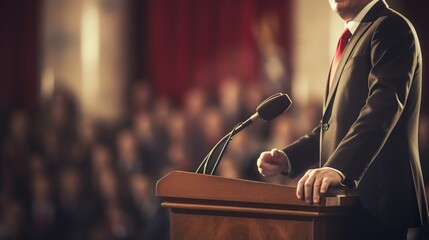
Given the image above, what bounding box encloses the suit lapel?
[323,22,373,113]
[322,0,388,115]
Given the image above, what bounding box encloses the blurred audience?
[0,80,427,240]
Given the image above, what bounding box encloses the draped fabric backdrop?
[0,0,427,114]
[146,0,292,102]
[0,0,40,115]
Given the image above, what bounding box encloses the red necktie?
[328,28,352,91]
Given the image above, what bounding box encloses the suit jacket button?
[322,123,329,131]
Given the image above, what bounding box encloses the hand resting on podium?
[257,148,342,205]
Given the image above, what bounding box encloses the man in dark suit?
[257,0,428,239]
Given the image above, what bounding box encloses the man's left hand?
[296,168,342,204]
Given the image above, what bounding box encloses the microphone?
[196,93,292,175]
[231,93,292,137]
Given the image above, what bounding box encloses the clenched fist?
[256,148,289,177]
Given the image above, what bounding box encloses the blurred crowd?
[0,79,427,240]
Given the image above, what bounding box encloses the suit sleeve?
[283,125,320,177]
[323,16,419,183]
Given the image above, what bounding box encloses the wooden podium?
[156,171,360,240]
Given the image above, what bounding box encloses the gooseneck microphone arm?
[195,134,226,174]
[208,123,241,175]
[195,113,259,175]
[195,93,292,175]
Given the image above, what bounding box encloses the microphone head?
[256,93,292,121]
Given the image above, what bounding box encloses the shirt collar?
[346,0,379,34]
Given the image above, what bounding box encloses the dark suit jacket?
[283,0,429,227]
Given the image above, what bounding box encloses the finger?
[313,176,324,204]
[304,172,316,203]
[256,155,264,175]
[270,149,280,161]
[257,165,265,176]
[296,170,310,199]
[258,162,277,176]
[257,163,268,176]
[271,149,286,165]
[256,151,270,167]
[320,177,331,194]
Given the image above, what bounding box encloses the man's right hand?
[257,148,289,177]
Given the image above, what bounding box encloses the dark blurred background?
[0,0,428,239]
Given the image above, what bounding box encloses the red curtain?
[0,0,40,115]
[147,0,291,102]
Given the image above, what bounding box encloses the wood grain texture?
[162,202,348,217]
[156,171,358,240]
[171,209,313,240]
[156,171,358,209]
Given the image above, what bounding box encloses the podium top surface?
[156,171,358,209]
